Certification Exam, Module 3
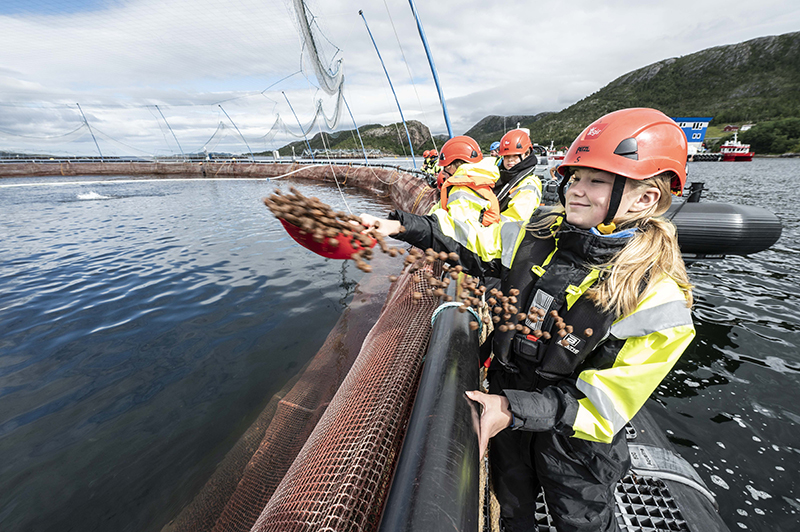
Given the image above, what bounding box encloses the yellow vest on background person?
[428,158,507,261]
[494,129,543,223]
[438,158,502,225]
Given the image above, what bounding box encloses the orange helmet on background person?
[430,149,438,157]
[498,129,532,157]
[556,108,688,226]
[438,136,482,167]
[423,150,430,158]
[436,136,482,187]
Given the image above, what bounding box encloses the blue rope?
[431,301,482,336]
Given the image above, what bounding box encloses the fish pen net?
[162,253,400,532]
[249,259,442,531]
[162,170,438,532]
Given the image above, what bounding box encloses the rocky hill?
[513,31,800,149]
[463,113,552,144]
[275,120,442,157]
[275,31,800,156]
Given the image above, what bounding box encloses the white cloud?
[1,0,799,155]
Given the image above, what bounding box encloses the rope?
[266,163,329,180]
[393,122,408,157]
[317,120,352,214]
[411,185,431,213]
[431,301,482,336]
[477,298,493,346]
[382,0,437,151]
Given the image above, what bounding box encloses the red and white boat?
[720,132,754,161]
[546,141,566,166]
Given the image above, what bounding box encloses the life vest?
[440,173,501,226]
[495,153,539,212]
[492,217,630,391]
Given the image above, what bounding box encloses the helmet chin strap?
[596,174,627,234]
[558,172,628,234]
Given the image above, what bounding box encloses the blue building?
[671,117,713,154]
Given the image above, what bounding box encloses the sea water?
[653,158,800,532]
[0,176,393,532]
[1,160,799,532]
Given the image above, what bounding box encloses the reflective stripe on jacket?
[500,172,543,223]
[572,277,695,442]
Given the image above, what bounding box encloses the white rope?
[317,120,352,214]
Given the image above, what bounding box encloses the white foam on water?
[710,475,730,489]
[77,191,110,200]
[745,485,772,501]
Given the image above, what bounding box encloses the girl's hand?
[359,214,402,238]
[465,390,513,457]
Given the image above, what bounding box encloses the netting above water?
[0,0,345,156]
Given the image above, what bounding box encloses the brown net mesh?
[249,259,442,532]
[162,252,403,532]
[163,168,437,532]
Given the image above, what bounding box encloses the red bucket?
[280,219,376,260]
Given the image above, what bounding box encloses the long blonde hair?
[528,173,693,317]
[589,173,693,316]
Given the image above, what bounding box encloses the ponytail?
[588,173,693,317]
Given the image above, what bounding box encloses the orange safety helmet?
[438,136,482,167]
[423,150,431,158]
[430,149,438,157]
[557,108,688,226]
[557,108,687,192]
[498,129,532,157]
[436,136,483,188]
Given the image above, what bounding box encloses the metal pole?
[76,103,103,162]
[407,0,453,139]
[282,91,315,161]
[155,105,185,160]
[343,95,370,165]
[359,10,417,169]
[218,105,255,161]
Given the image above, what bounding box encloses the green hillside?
[470,31,800,154]
[274,31,800,157]
[273,120,443,157]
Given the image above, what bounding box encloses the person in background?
[429,136,502,258]
[421,149,440,185]
[361,108,695,532]
[494,129,543,222]
[489,141,501,157]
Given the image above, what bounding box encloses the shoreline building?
[671,117,713,155]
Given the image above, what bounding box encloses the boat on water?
[719,132,754,161]
[546,141,567,166]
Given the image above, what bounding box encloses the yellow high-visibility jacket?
[428,158,542,262]
[392,211,694,444]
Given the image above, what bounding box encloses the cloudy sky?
[1,0,798,156]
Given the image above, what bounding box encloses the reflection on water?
[0,176,393,532]
[2,160,800,532]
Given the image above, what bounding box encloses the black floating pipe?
[379,288,481,531]
[667,201,782,255]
